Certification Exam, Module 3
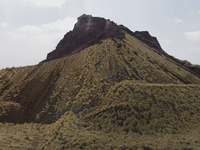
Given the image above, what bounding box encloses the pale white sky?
[0,0,200,69]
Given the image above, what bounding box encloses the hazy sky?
[1,0,200,69]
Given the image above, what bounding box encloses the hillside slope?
[0,15,200,149]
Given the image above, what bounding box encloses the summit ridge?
[42,14,162,62]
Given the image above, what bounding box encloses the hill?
[0,14,200,149]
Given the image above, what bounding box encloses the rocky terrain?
[0,14,200,149]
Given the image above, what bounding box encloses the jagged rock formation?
[42,14,162,62]
[42,14,124,62]
[1,14,200,149]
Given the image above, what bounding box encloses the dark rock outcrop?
[41,14,163,63]
[42,14,124,62]
[119,25,163,52]
[179,60,200,75]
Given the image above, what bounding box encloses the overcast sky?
[0,0,200,69]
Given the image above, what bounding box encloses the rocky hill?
[1,14,200,149]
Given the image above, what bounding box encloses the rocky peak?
[41,14,163,63]
[72,14,117,36]
[41,14,124,62]
[74,14,112,32]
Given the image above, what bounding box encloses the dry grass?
[0,111,200,149]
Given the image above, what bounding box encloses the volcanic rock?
[42,14,163,62]
[42,14,124,62]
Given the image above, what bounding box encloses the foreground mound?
[1,108,200,149]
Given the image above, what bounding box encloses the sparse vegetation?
[25,136,29,140]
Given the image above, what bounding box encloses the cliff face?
[42,14,124,62]
[42,14,163,62]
